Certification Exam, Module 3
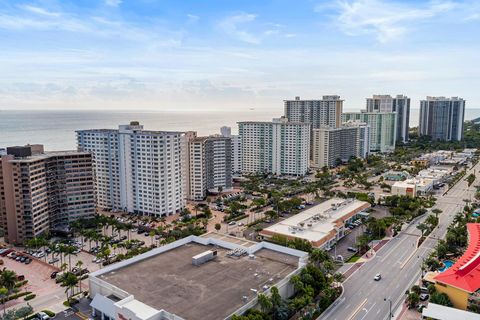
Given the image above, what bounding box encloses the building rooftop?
[260,198,370,245]
[434,224,480,293]
[422,303,480,320]
[96,240,301,320]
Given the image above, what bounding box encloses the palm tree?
[257,293,272,314]
[432,208,442,219]
[0,270,17,293]
[417,223,429,237]
[0,287,8,315]
[62,273,78,303]
[75,261,84,293]
[64,245,77,271]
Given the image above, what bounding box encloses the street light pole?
[384,298,393,318]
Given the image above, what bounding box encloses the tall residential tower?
[366,94,410,143]
[238,117,310,176]
[0,145,95,244]
[77,122,186,217]
[419,97,465,141]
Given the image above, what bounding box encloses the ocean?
[1,108,480,150]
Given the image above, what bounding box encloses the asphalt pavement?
[319,162,479,320]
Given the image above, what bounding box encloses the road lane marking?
[347,298,367,320]
[359,302,377,320]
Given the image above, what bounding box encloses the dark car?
[50,271,58,279]
[25,259,32,264]
[20,256,27,263]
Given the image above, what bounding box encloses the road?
[320,162,479,320]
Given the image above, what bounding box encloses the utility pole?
[384,298,393,318]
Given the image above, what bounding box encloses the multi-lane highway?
[320,162,479,320]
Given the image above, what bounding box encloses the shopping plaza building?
[89,235,308,320]
[260,198,371,249]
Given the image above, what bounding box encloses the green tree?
[62,272,79,303]
[257,293,272,314]
[0,287,8,315]
[430,292,453,307]
[214,223,221,231]
[75,260,84,293]
[407,292,419,308]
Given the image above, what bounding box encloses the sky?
[0,0,479,112]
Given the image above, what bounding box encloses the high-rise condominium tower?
[342,112,396,153]
[238,117,310,176]
[219,126,242,174]
[284,95,343,129]
[77,122,185,216]
[311,122,370,168]
[366,94,410,143]
[0,145,95,244]
[186,133,232,201]
[419,97,465,141]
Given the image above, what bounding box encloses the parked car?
[374,274,382,281]
[16,275,25,281]
[419,293,429,301]
[15,256,23,262]
[347,247,358,253]
[25,259,32,264]
[228,221,236,226]
[20,256,27,263]
[48,258,59,264]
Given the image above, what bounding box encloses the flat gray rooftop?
[99,243,298,320]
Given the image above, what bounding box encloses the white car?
[374,273,382,281]
[36,312,50,320]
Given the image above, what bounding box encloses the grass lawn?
[346,255,361,263]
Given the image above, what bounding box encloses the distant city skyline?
[0,0,479,111]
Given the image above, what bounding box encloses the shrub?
[24,293,36,301]
[41,310,56,317]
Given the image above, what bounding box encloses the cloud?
[105,0,122,7]
[331,0,457,43]
[20,5,60,17]
[218,13,261,44]
[187,14,199,23]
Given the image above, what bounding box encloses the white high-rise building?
[342,112,396,153]
[220,126,242,174]
[76,122,186,217]
[186,133,232,201]
[311,122,370,168]
[238,117,310,176]
[366,94,410,143]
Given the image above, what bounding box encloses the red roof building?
[434,223,480,310]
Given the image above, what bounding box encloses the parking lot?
[1,250,59,309]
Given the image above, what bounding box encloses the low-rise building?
[422,303,480,320]
[384,171,410,181]
[417,167,453,185]
[89,235,308,320]
[260,198,371,249]
[434,223,480,311]
[391,178,433,197]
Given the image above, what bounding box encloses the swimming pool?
[439,260,454,272]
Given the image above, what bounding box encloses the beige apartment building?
[0,145,95,244]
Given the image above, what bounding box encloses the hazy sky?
[0,0,479,111]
